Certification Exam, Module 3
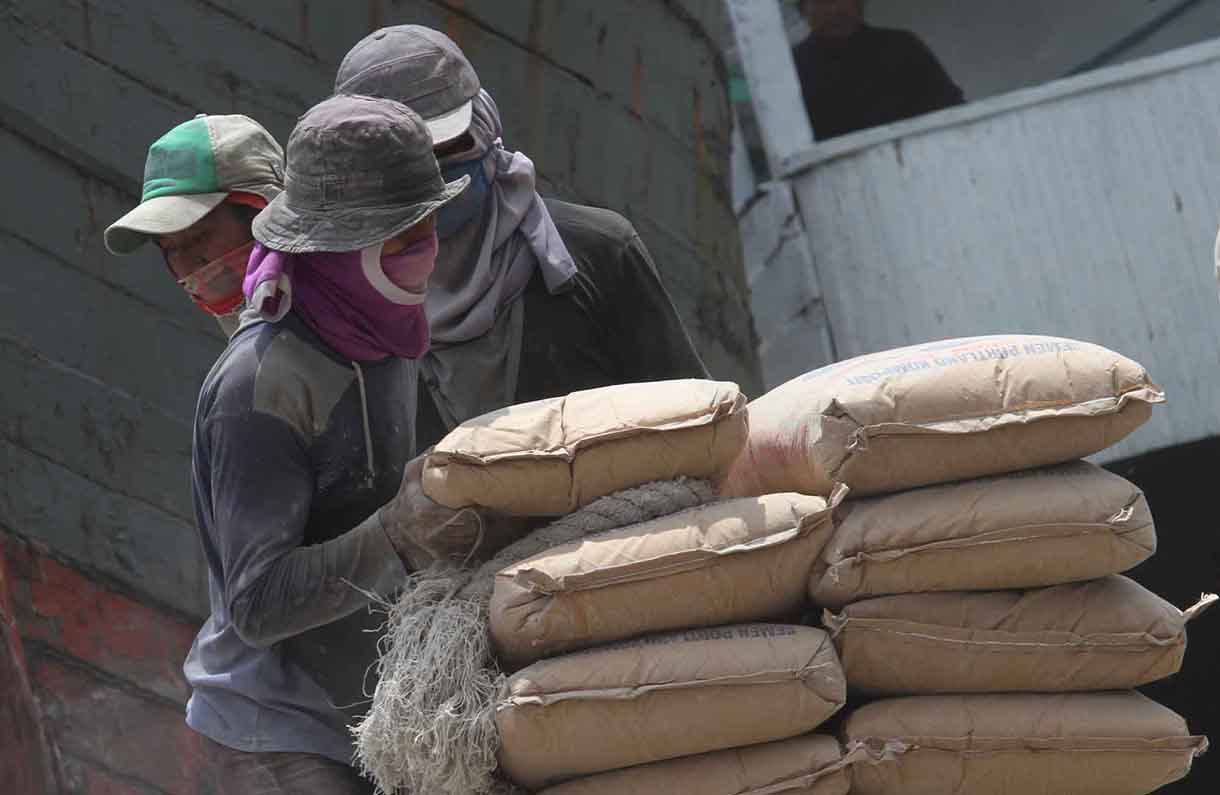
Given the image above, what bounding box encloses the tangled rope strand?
[353,477,716,795]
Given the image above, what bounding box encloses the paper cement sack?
[723,336,1163,499]
[826,576,1217,694]
[490,491,843,667]
[844,692,1208,795]
[810,462,1155,607]
[496,624,846,790]
[422,379,748,516]
[538,735,852,795]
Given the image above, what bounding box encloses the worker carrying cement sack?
[844,692,1208,795]
[537,734,855,795]
[810,461,1155,606]
[826,576,1218,694]
[354,478,720,795]
[724,335,1163,499]
[490,490,844,667]
[423,379,748,516]
[496,624,847,790]
[353,379,750,795]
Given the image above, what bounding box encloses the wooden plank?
[213,0,730,153]
[203,0,441,63]
[789,50,1220,460]
[0,232,223,422]
[0,10,190,191]
[45,0,696,162]
[738,183,824,342]
[725,0,814,173]
[0,127,223,340]
[758,311,834,392]
[0,538,57,795]
[29,654,207,794]
[4,532,196,705]
[0,630,55,794]
[60,755,164,795]
[0,337,194,523]
[429,0,731,155]
[0,439,207,619]
[17,0,324,146]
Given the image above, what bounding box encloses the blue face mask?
[436,154,491,239]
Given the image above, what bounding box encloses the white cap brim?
[425,100,474,146]
[104,192,228,255]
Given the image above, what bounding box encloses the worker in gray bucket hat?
[336,25,710,464]
[250,93,467,253]
[182,93,509,794]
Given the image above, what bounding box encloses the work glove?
[379,454,525,570]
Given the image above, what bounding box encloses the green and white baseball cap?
[104,114,284,255]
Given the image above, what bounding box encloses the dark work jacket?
[793,25,964,141]
[415,198,710,452]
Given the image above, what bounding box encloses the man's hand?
[379,454,521,570]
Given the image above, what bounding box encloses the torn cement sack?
[810,461,1155,607]
[537,735,853,795]
[490,490,844,667]
[825,576,1217,694]
[844,692,1208,795]
[496,624,846,790]
[723,335,1163,499]
[423,379,748,516]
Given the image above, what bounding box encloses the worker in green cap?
[105,113,283,335]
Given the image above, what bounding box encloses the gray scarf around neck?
[422,90,576,428]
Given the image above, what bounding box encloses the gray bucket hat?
[334,25,480,145]
[253,94,469,253]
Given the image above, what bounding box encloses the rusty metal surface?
[0,537,57,795]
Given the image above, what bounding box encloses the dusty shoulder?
[206,322,353,440]
[544,198,640,252]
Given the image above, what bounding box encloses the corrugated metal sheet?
[785,39,1220,462]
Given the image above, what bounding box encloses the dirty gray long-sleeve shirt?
[184,311,417,764]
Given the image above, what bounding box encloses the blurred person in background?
[792,0,964,140]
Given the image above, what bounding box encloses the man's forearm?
[228,513,406,648]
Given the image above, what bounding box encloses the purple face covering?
[243,234,436,361]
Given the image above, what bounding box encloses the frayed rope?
[353,477,716,795]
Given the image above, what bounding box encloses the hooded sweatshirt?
[183,310,418,763]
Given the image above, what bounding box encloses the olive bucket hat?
[252,94,469,253]
[104,114,283,255]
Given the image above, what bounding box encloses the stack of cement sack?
[423,379,855,794]
[724,334,1212,795]
[498,624,850,794]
